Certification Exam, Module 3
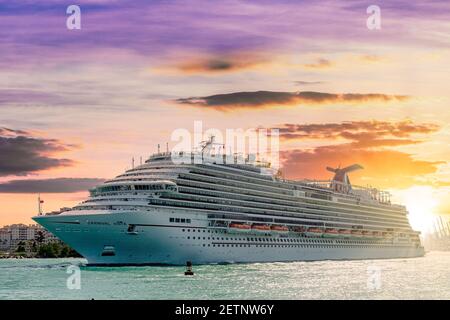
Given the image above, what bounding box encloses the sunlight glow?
[401,186,438,235]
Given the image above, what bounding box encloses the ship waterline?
[33,144,425,265]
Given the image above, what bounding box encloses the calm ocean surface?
[1,251,449,300]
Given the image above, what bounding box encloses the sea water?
[0,251,449,299]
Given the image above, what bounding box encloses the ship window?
[170,218,174,222]
[175,218,180,223]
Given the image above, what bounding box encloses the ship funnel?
[327,164,363,192]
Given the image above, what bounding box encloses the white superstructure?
[33,145,424,265]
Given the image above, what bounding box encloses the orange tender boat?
[323,228,339,238]
[305,227,323,237]
[251,224,271,233]
[362,230,374,238]
[228,223,251,233]
[293,226,307,233]
[373,231,383,238]
[351,230,363,237]
[271,225,289,233]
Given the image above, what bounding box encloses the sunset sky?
[1,0,449,232]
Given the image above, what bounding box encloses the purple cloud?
[1,0,449,69]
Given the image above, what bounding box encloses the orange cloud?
[176,91,408,111]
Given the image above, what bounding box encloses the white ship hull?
[33,208,425,266]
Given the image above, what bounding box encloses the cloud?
[0,89,64,106]
[0,127,29,136]
[175,90,408,110]
[0,88,121,110]
[0,178,105,193]
[294,80,324,86]
[359,55,384,63]
[0,127,76,176]
[277,120,439,148]
[1,0,449,70]
[303,58,333,69]
[173,53,269,74]
[276,120,443,188]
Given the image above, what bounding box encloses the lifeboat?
[305,227,323,237]
[351,230,363,237]
[251,224,271,234]
[382,231,393,239]
[362,230,373,238]
[323,228,339,238]
[228,223,251,234]
[293,226,307,233]
[339,229,352,237]
[373,231,383,238]
[271,225,289,234]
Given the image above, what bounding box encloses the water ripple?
[0,252,449,299]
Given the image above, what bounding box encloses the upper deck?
[144,151,394,207]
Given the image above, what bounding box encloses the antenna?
[166,142,169,153]
[140,156,142,166]
[37,194,43,216]
[200,135,215,159]
[132,157,135,169]
[158,144,160,153]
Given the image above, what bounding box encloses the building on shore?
[0,223,60,254]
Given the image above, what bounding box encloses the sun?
[399,186,438,235]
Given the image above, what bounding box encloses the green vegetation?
[36,242,81,258]
[16,241,26,253]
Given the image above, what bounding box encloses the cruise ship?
[33,139,424,265]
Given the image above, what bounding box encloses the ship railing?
[146,151,272,168]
